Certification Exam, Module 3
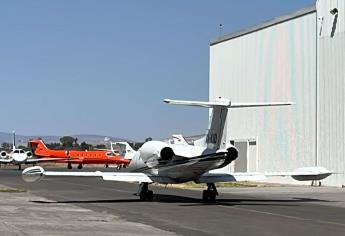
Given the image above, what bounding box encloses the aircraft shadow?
[31,194,333,207]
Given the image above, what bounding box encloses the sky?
[0,0,315,141]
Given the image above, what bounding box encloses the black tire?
[67,163,72,169]
[139,192,146,201]
[202,190,209,201]
[77,164,83,169]
[147,190,153,201]
[209,192,216,201]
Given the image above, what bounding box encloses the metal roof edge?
[210,5,316,46]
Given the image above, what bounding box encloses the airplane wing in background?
[0,158,13,163]
[25,157,66,163]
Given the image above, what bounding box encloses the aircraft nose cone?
[12,154,27,163]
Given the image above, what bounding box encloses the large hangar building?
[209,0,345,186]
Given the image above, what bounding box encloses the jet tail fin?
[164,98,293,150]
[28,139,49,154]
[12,131,16,150]
[171,134,189,145]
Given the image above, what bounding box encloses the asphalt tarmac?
[1,167,345,236]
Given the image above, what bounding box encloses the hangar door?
[233,139,257,172]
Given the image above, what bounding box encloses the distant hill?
[0,132,134,147]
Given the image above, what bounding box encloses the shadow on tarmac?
[31,194,333,207]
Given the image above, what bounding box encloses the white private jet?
[95,141,136,167]
[0,131,63,170]
[111,142,136,160]
[22,98,332,200]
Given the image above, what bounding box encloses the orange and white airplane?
[28,139,131,169]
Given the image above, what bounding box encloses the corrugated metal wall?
[209,12,317,177]
[317,0,345,186]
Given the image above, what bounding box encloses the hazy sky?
[0,0,314,141]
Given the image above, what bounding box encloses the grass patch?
[0,187,27,193]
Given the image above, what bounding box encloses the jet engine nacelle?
[160,147,174,160]
[227,146,238,162]
[218,145,238,169]
[0,151,8,158]
[26,151,33,158]
[139,141,175,164]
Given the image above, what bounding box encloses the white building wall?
[209,12,317,176]
[317,0,345,186]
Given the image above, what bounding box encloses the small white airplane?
[111,142,136,160]
[95,140,136,166]
[0,131,62,170]
[22,98,332,200]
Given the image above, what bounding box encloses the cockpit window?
[19,150,25,154]
[14,150,19,154]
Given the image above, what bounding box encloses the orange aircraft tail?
[28,139,49,155]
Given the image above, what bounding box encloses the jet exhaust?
[160,147,174,160]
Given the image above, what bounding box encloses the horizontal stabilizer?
[164,98,293,109]
[164,98,231,108]
[230,101,294,108]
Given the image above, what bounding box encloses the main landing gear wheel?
[202,183,218,201]
[77,163,83,169]
[67,163,72,169]
[138,183,154,201]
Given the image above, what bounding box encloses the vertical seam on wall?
[315,5,319,167]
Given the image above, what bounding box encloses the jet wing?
[25,157,66,163]
[0,158,13,163]
[196,167,332,183]
[22,166,154,183]
[262,166,333,181]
